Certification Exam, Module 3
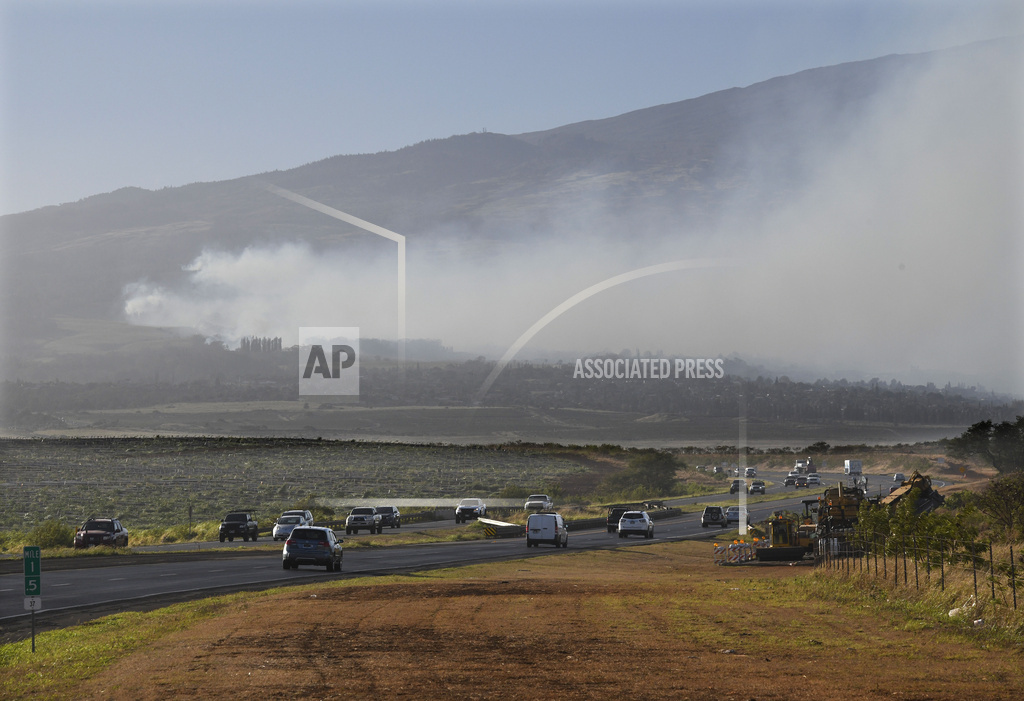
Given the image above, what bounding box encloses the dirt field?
[22,541,1016,700]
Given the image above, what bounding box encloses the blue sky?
[1,0,1021,215]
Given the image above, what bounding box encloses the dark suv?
[282,526,343,571]
[376,506,402,528]
[74,518,129,548]
[730,479,743,494]
[219,512,258,542]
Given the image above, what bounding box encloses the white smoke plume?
[122,41,1024,394]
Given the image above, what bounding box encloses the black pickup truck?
[219,512,259,542]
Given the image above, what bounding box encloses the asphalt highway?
[2,470,917,627]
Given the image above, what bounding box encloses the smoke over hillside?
[119,40,1023,393]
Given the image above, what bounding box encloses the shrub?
[30,520,74,549]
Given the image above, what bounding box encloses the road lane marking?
[109,578,126,581]
[159,573,177,577]
[53,582,71,587]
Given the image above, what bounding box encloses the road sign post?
[23,546,41,652]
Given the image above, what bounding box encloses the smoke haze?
[121,41,1024,394]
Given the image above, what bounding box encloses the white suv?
[617,510,654,539]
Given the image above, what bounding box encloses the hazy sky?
[2,0,1021,216]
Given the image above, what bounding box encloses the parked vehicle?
[524,494,553,511]
[375,505,402,528]
[272,514,305,541]
[526,512,568,548]
[617,510,654,539]
[74,518,129,548]
[282,526,343,571]
[346,507,382,534]
[455,498,486,523]
[701,506,728,528]
[725,506,749,526]
[747,480,766,494]
[606,506,631,533]
[219,512,258,542]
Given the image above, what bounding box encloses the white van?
[526,512,568,548]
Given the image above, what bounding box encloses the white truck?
[844,459,863,476]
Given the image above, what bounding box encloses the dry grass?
[3,540,1023,700]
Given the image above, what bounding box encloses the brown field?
[8,541,1022,700]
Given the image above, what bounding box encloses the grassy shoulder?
[2,541,1021,700]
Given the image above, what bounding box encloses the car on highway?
[795,475,809,488]
[893,473,906,483]
[282,526,343,571]
[730,479,743,494]
[272,514,305,541]
[712,466,723,474]
[526,512,568,548]
[281,509,314,525]
[524,494,554,511]
[806,474,821,486]
[219,512,258,542]
[725,506,749,526]
[74,517,129,548]
[745,467,757,477]
[375,505,402,528]
[747,479,766,494]
[701,505,728,528]
[455,498,487,523]
[617,510,654,539]
[346,507,382,534]
[784,474,797,486]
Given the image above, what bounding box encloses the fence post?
[989,541,996,603]
[973,544,979,601]
[902,536,908,587]
[873,534,878,577]
[913,536,919,590]
[883,536,887,578]
[1011,545,1017,610]
[940,549,945,592]
[894,538,899,587]
[925,536,931,583]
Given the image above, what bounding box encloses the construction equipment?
[755,510,816,561]
[878,471,945,511]
[818,483,866,531]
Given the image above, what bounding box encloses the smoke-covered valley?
[82,39,1022,395]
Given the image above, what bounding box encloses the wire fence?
[816,529,1020,611]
